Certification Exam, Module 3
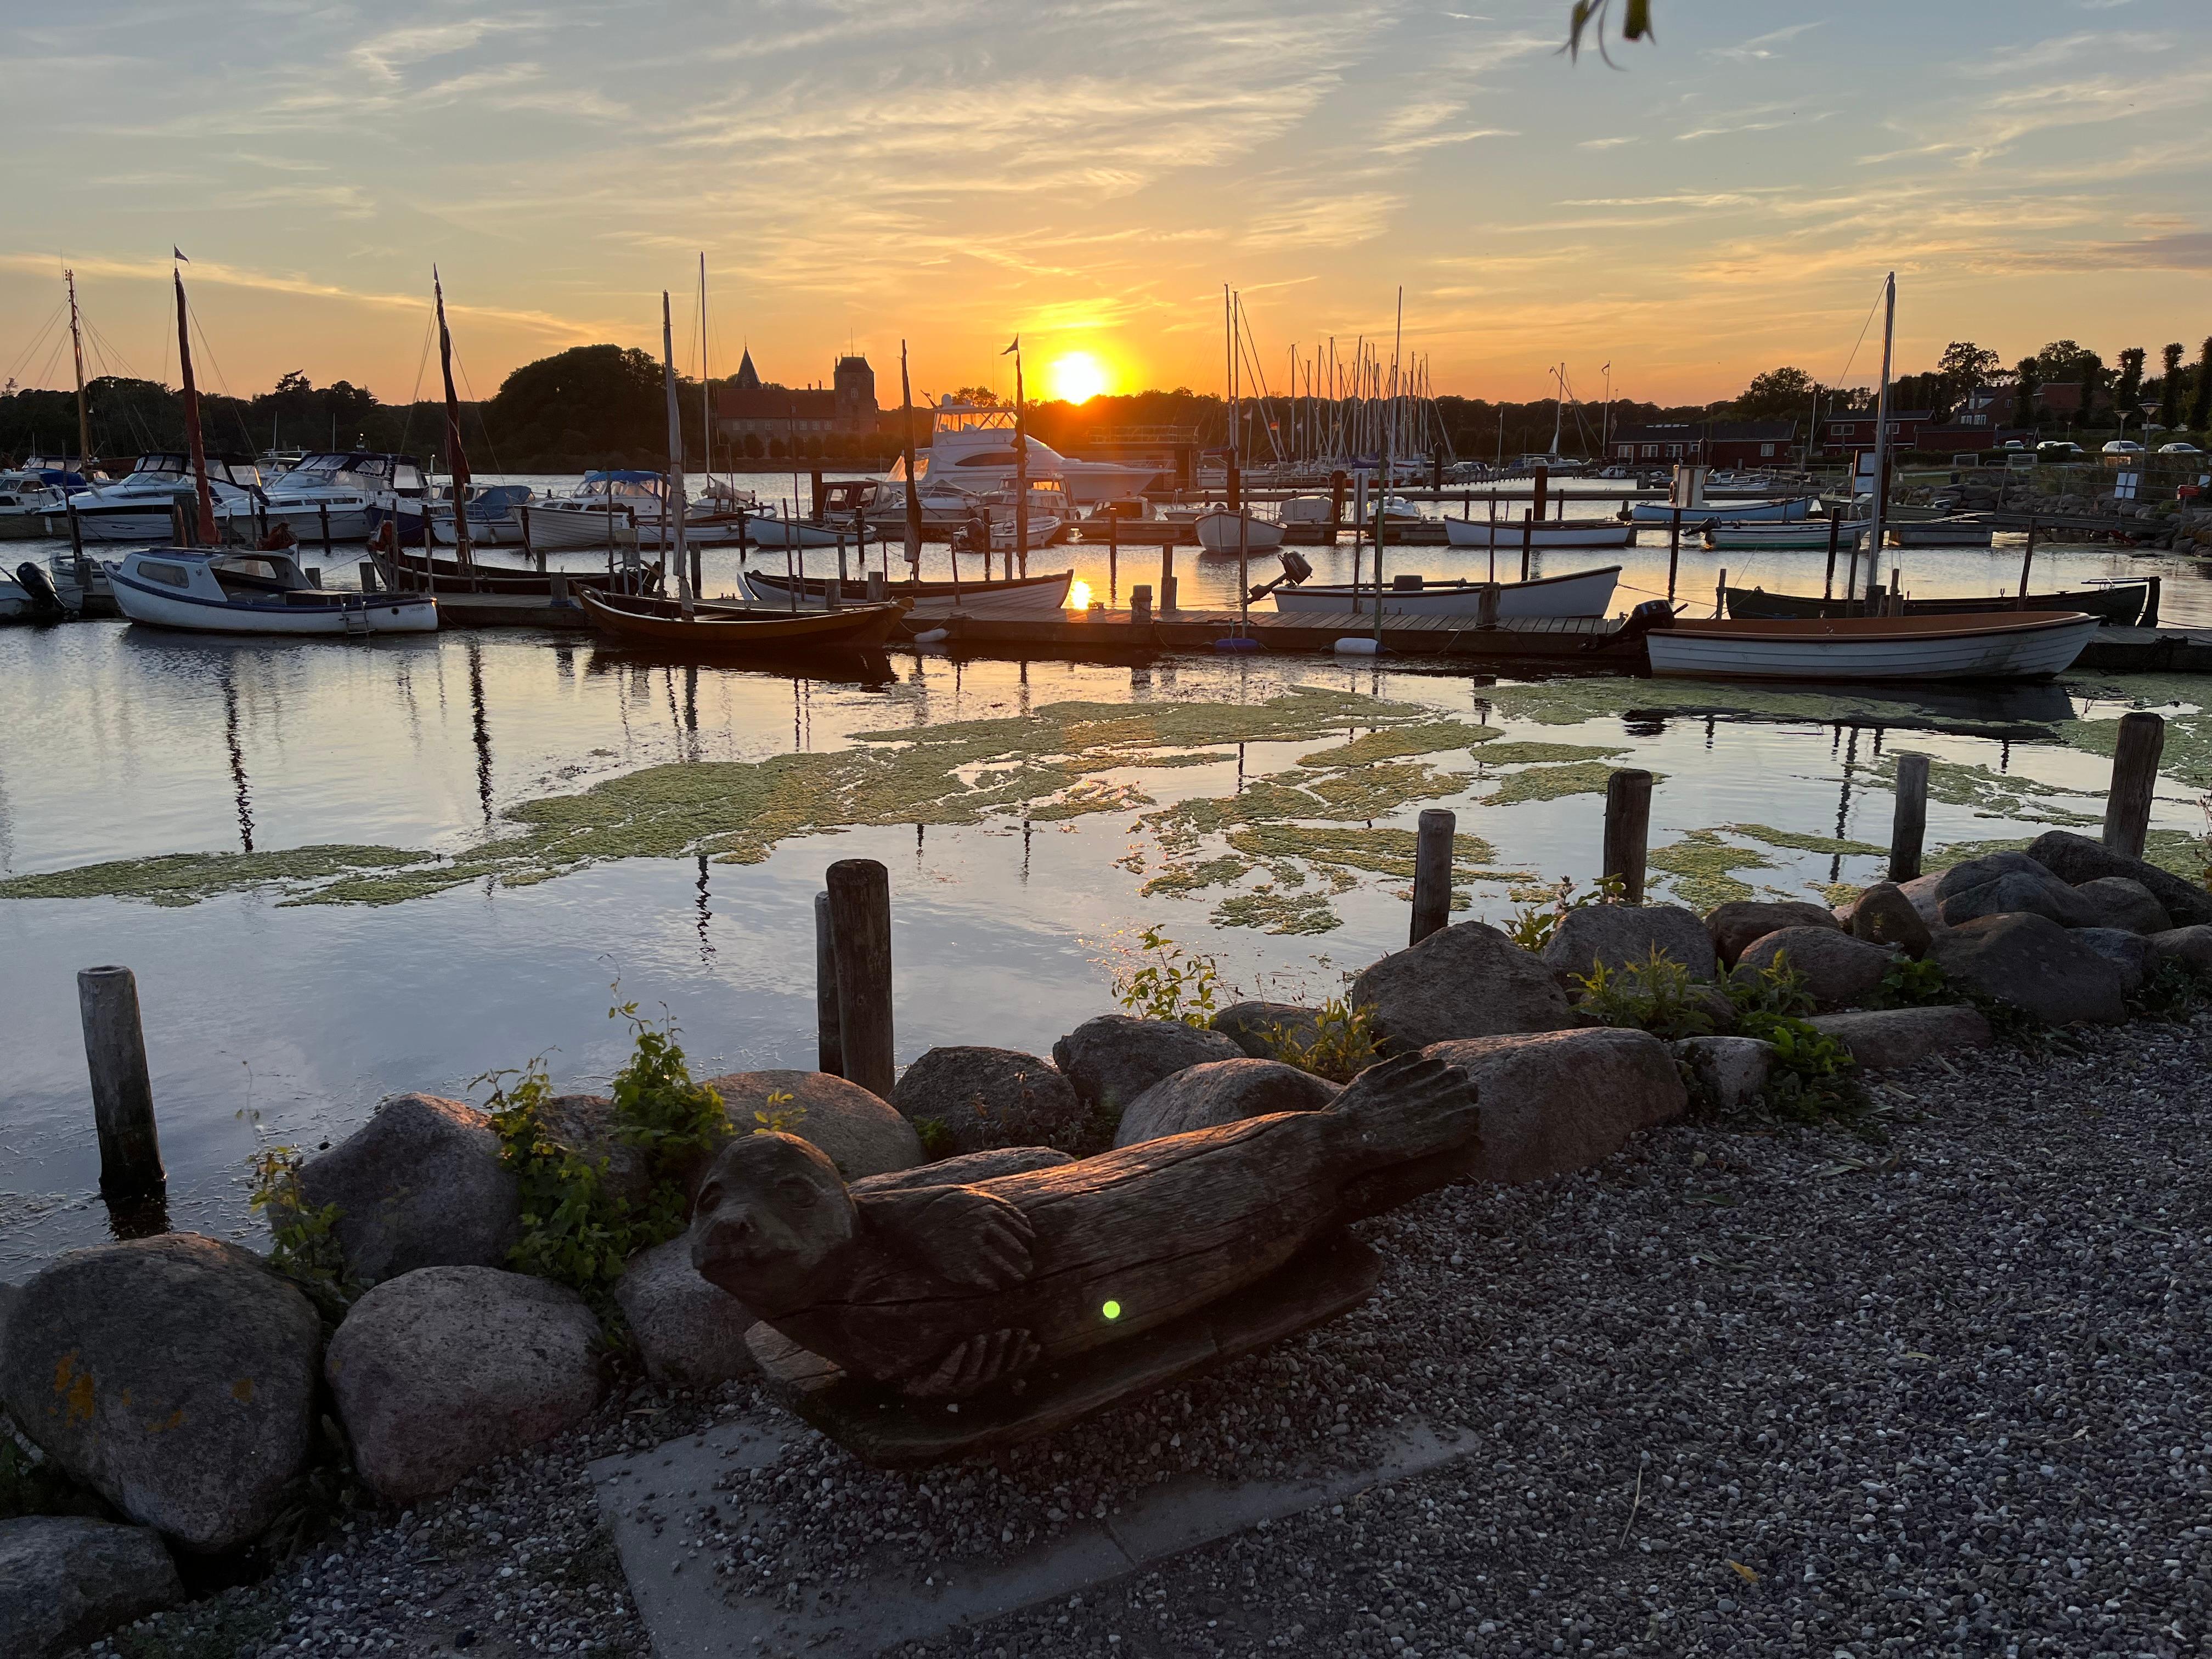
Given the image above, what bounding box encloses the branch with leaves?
[1566,0,1655,63]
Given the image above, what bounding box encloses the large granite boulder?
[890,1047,1085,1154]
[699,1070,920,1180]
[1734,927,1894,1012]
[1807,1007,1994,1070]
[614,1238,755,1391]
[1209,1001,1323,1060]
[0,1516,182,1658]
[1846,881,1933,958]
[1112,1059,1339,1148]
[1938,870,2098,929]
[325,1266,603,1503]
[1049,1017,1243,1116]
[297,1093,520,1285]
[2025,830,2212,927]
[2070,928,2157,995]
[1543,903,1717,981]
[1421,1028,1687,1186]
[2148,924,2212,976]
[1931,913,2126,1025]
[1933,850,2047,901]
[1891,871,1946,929]
[0,1236,320,1553]
[2069,877,2171,935]
[1351,921,1575,1055]
[1672,1035,1775,1113]
[1707,900,1839,969]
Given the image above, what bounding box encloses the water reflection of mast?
[465,641,494,825]
[695,854,715,961]
[1833,726,1863,885]
[220,669,255,852]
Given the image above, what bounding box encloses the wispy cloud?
[1705,21,1824,64]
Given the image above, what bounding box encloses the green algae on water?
[1475,741,1628,767]
[0,845,437,907]
[1646,830,1776,911]
[1211,887,1341,936]
[1295,721,1502,768]
[1724,822,1886,857]
[1482,759,1664,806]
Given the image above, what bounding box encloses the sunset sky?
[4,0,2208,410]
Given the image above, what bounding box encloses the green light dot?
[1101,1300,1122,1321]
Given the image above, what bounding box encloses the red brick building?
[1609,420,1797,467]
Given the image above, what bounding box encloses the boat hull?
[513,504,633,551]
[1194,512,1288,554]
[741,568,1073,616]
[1273,565,1620,619]
[1726,583,2147,627]
[376,549,620,596]
[1704,523,1870,551]
[1645,612,2099,682]
[108,563,438,635]
[1630,496,1813,524]
[579,590,906,650]
[1441,518,1635,549]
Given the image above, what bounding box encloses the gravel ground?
[89,1016,2210,1659]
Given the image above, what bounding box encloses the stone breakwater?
[1,830,2207,1655]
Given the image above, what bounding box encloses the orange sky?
[5,2,2208,409]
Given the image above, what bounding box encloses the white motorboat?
[1442,516,1634,550]
[1703,519,1872,552]
[421,485,539,547]
[1195,510,1287,555]
[512,471,669,550]
[106,547,437,635]
[1630,495,1812,524]
[221,451,425,543]
[0,472,69,539]
[67,453,266,541]
[0,568,31,620]
[890,397,1160,506]
[1273,565,1620,619]
[1642,611,2098,681]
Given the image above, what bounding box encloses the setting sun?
[1048,352,1109,405]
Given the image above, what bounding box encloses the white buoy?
[911,627,950,644]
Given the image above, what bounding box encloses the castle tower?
[833,354,877,429]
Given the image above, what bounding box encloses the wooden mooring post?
[1889,752,1929,882]
[78,966,165,1200]
[2102,712,2165,860]
[1408,808,1455,946]
[813,891,843,1078]
[825,859,894,1099]
[1601,769,1654,903]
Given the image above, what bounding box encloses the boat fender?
[1214,637,1262,652]
[1332,637,1381,656]
[912,627,951,644]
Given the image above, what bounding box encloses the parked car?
[2157,442,2203,455]
[2036,442,2084,461]
[2102,440,2146,456]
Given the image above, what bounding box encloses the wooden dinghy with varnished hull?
[578,588,907,651]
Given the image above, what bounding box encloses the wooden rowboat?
[1644,611,2100,682]
[578,589,907,650]
[377,547,619,596]
[1273,565,1619,620]
[741,567,1072,616]
[1441,516,1635,550]
[1725,581,2149,628]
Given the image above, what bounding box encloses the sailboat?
[107,265,436,635]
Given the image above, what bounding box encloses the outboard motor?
[14,561,69,622]
[1277,549,1313,586]
[1599,596,1680,654]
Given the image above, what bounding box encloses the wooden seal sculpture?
[689,1052,1480,1400]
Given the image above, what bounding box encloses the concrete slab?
[591,1415,1474,1657]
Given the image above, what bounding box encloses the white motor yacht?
[513,471,669,551]
[889,397,1161,506]
[68,453,266,542]
[224,451,424,543]
[0,471,69,539]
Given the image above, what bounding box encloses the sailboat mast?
[1866,272,1897,603]
[433,268,475,570]
[1012,341,1029,575]
[172,270,216,545]
[899,340,922,577]
[659,291,695,613]
[699,253,712,496]
[66,270,92,475]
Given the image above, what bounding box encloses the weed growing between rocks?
[2130,957,2210,1023]
[1113,926,1224,1025]
[484,996,729,1322]
[1500,872,1626,951]
[1258,997,1380,1082]
[248,1148,359,1324]
[1572,948,1717,1041]
[1872,953,1953,1008]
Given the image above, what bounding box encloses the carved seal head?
[689,1132,859,1315]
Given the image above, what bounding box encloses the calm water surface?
[3,481,2208,1274]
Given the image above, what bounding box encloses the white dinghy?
[107,548,437,635]
[1273,565,1620,619]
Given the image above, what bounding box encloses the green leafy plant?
[483,997,730,1318]
[2128,958,2205,1023]
[1726,949,1818,1022]
[1261,997,1381,1083]
[1503,873,1626,952]
[1874,954,1953,1009]
[1116,925,1224,1026]
[752,1089,806,1135]
[249,1144,358,1321]
[912,1116,957,1159]
[1571,947,1715,1041]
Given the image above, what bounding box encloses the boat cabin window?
[137,561,191,587]
[955,450,1020,467]
[393,464,426,493]
[134,455,190,477]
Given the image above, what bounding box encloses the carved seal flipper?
[689,1054,1481,1399]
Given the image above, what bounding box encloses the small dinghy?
[1703,520,1873,552]
[1725,582,2149,628]
[740,567,1073,617]
[1442,516,1635,550]
[107,548,437,635]
[1630,494,1813,524]
[1194,510,1288,556]
[578,589,906,652]
[1640,610,2099,682]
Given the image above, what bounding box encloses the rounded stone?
[699,1070,922,1180]
[1113,1058,1340,1148]
[1049,1016,1245,1115]
[1734,926,1895,1012]
[1350,921,1575,1054]
[1542,902,1718,981]
[890,1047,1086,1154]
[298,1092,521,1286]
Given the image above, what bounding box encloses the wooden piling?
[2015,516,2036,609]
[813,891,844,1078]
[1520,511,1532,582]
[825,859,894,1099]
[78,966,165,1200]
[1409,808,1455,945]
[1131,583,1153,624]
[1601,769,1654,904]
[320,502,334,565]
[1108,511,1118,603]
[1822,515,1839,600]
[1716,567,1728,619]
[1160,544,1177,613]
[1889,752,1929,882]
[2102,712,2165,860]
[1666,508,1680,599]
